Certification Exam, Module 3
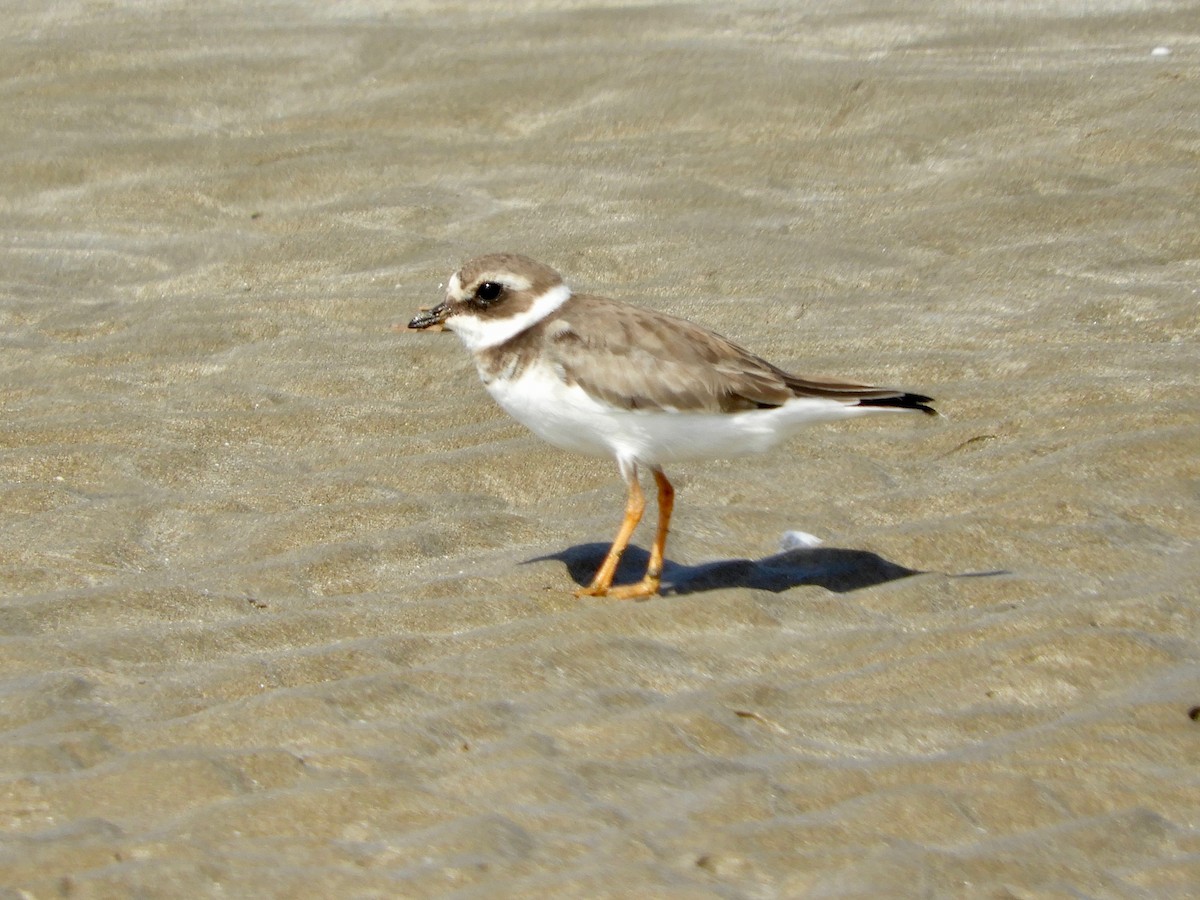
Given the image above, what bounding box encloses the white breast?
[485,360,617,459]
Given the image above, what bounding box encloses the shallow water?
[2,1,1198,896]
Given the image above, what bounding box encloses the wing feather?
[546,295,914,414]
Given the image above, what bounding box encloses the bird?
[407,253,935,600]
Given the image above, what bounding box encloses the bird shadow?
[524,542,982,596]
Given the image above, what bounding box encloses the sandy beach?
[2,0,1198,895]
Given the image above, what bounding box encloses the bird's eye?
[475,281,503,305]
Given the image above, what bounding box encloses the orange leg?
[574,470,646,598]
[607,468,674,601]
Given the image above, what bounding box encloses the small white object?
[1151,46,1171,57]
[779,530,823,551]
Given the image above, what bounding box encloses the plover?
[408,253,935,600]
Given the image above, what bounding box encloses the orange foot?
[573,582,610,599]
[573,576,661,601]
[605,577,661,601]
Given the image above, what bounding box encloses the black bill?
[407,302,451,330]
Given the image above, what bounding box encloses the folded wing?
[548,295,934,415]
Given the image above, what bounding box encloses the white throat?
[449,283,572,351]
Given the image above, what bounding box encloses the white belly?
[483,361,871,469]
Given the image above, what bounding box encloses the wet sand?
[2,1,1198,896]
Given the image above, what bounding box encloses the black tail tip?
[858,393,937,416]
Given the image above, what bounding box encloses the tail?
[777,370,937,416]
[856,392,937,416]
